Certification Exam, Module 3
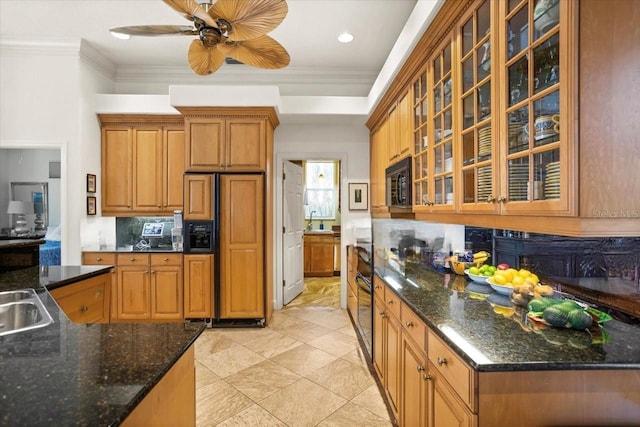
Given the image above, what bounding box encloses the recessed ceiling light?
[338,32,354,43]
[110,29,130,40]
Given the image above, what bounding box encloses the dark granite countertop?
[82,245,181,253]
[0,239,45,249]
[376,265,640,373]
[0,266,205,426]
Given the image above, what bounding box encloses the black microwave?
[386,157,412,208]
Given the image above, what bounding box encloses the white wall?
[0,41,114,264]
[273,123,371,310]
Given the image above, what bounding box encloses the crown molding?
[79,40,116,81]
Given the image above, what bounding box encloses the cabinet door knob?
[96,257,102,261]
[416,365,425,372]
[497,196,507,203]
[437,357,447,366]
[387,300,393,305]
[406,321,414,328]
[163,257,169,261]
[129,257,135,261]
[95,291,102,297]
[485,196,495,203]
[80,305,88,312]
[423,374,432,381]
[379,311,386,318]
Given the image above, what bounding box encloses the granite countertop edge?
[374,269,640,373]
[0,265,206,426]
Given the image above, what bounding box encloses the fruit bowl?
[464,269,490,284]
[486,278,514,296]
[451,260,482,275]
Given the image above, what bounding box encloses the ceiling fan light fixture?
[110,29,131,40]
[337,32,354,43]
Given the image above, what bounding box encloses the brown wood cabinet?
[81,252,118,320]
[346,246,357,319]
[370,121,388,213]
[219,174,264,319]
[367,0,640,237]
[122,346,195,427]
[49,273,111,324]
[183,254,213,319]
[303,233,334,277]
[99,115,184,216]
[178,107,278,173]
[387,89,413,166]
[373,275,401,421]
[183,174,213,220]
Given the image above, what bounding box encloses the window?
[304,161,336,219]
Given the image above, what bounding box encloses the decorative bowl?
[464,269,490,284]
[487,278,514,296]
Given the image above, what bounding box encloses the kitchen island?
[0,265,205,426]
[373,262,640,426]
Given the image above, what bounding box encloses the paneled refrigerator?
[183,173,265,326]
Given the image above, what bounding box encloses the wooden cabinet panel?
[185,119,224,171]
[219,174,264,319]
[370,122,388,211]
[164,128,186,211]
[99,115,184,216]
[303,234,334,277]
[401,334,428,427]
[102,127,132,213]
[49,273,111,324]
[386,309,401,417]
[151,265,183,320]
[118,266,151,320]
[226,120,265,171]
[373,295,385,379]
[133,127,163,212]
[402,302,426,350]
[430,365,476,427]
[82,253,118,320]
[183,174,213,220]
[184,254,213,318]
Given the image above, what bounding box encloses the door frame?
[274,151,348,311]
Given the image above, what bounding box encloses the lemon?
[529,273,540,284]
[469,266,480,275]
[518,269,532,278]
[512,276,525,286]
[492,274,507,285]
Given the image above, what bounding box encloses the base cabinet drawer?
[49,273,111,323]
[428,330,475,411]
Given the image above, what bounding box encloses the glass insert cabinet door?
[501,0,572,214]
[459,0,497,213]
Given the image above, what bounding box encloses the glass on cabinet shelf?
[533,32,560,95]
[532,90,559,146]
[508,156,530,202]
[507,106,529,154]
[534,148,560,200]
[508,4,529,59]
[508,56,529,107]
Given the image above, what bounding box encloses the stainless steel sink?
[0,289,54,337]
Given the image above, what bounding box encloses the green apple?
[469,266,480,275]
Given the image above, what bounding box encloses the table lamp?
[7,200,33,236]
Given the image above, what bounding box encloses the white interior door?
[282,161,304,305]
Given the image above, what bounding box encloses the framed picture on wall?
[348,183,368,211]
[87,174,96,193]
[87,196,96,215]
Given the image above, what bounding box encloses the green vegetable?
[528,297,557,312]
[567,309,593,330]
[556,300,582,314]
[543,306,570,328]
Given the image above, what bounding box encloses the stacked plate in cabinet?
[477,166,492,201]
[544,161,560,198]
[508,164,529,200]
[478,127,492,157]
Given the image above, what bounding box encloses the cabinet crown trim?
[175,107,279,128]
[98,114,184,126]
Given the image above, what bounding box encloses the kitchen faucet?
[308,210,316,230]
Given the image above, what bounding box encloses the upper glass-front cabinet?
[413,67,430,207]
[500,0,572,215]
[459,0,496,212]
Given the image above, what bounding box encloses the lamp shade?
[7,200,33,214]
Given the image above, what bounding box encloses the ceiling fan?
[110,0,290,76]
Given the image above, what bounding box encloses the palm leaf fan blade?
[163,0,219,28]
[109,25,197,36]
[188,39,226,75]
[221,35,290,69]
[209,0,288,41]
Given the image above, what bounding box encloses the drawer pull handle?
[163,258,169,261]
[379,312,386,318]
[437,357,447,366]
[387,300,393,305]
[406,321,414,328]
[80,305,88,312]
[416,365,425,372]
[96,257,102,261]
[95,291,102,297]
[423,374,432,381]
[130,257,135,261]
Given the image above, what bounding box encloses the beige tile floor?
[194,278,393,426]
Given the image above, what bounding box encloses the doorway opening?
[277,156,345,310]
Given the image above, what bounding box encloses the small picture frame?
[87,196,96,215]
[348,183,368,211]
[86,174,96,193]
